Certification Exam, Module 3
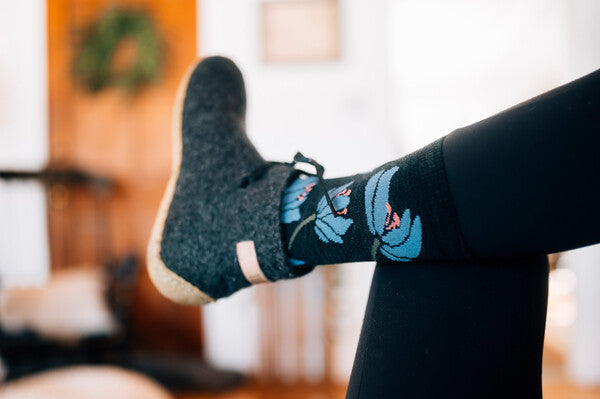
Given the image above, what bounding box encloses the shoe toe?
[184,56,246,118]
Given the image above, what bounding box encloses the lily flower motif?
[314,182,354,244]
[281,176,318,223]
[287,181,354,250]
[365,167,422,262]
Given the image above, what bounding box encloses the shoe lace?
[238,152,337,214]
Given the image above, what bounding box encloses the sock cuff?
[408,137,475,260]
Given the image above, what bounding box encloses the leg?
[346,257,549,398]
[149,57,598,304]
[444,68,600,258]
[344,70,596,397]
[285,68,600,267]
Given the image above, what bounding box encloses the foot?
[147,57,312,305]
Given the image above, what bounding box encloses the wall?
[0,0,48,171]
[388,0,573,152]
[563,0,600,386]
[0,1,50,287]
[201,0,397,173]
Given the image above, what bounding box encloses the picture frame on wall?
[261,0,340,63]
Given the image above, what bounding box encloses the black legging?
[346,68,600,398]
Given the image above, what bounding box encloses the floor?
[175,377,600,399]
[542,363,600,399]
[177,382,346,399]
[543,383,600,399]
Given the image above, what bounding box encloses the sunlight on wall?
[388,0,571,152]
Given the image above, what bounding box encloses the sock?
[281,138,473,266]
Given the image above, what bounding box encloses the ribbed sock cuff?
[407,137,474,260]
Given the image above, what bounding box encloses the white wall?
[388,0,574,153]
[0,1,48,170]
[562,246,600,386]
[0,180,50,287]
[563,0,600,387]
[567,0,600,78]
[0,1,50,287]
[200,0,397,175]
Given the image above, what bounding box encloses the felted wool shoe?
[147,56,313,305]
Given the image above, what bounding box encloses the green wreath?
[73,8,162,93]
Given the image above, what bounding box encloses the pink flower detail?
[384,202,401,231]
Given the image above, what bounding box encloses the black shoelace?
[239,152,337,214]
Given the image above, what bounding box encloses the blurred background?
[0,0,599,398]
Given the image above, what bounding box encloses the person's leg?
[150,57,472,304]
[149,56,599,304]
[285,67,600,266]
[282,139,470,266]
[344,71,598,397]
[443,67,600,258]
[346,256,549,398]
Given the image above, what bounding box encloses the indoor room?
[1,1,599,398]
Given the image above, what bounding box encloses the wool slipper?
[147,56,313,305]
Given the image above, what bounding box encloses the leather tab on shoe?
[236,241,270,284]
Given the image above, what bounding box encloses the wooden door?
[47,0,203,353]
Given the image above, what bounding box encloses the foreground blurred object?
[0,366,172,399]
[1,267,117,341]
[0,262,129,381]
[0,258,244,392]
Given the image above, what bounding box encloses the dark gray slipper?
[147,56,313,305]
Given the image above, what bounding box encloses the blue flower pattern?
[365,167,422,261]
[314,182,354,244]
[288,257,307,266]
[281,176,318,223]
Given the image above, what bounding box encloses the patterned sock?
[281,138,473,266]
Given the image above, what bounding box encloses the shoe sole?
[146,60,215,305]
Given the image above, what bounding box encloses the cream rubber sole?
[146,61,215,305]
